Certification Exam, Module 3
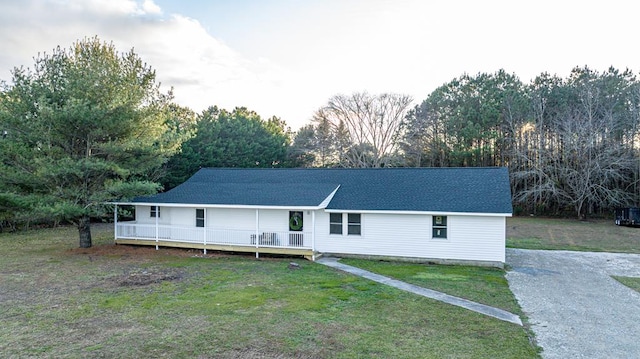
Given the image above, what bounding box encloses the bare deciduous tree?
[513,68,639,218]
[315,92,412,167]
[514,115,636,218]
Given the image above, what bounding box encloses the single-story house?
[113,167,512,266]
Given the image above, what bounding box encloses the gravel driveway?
[506,249,640,359]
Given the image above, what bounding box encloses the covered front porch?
[113,204,319,260]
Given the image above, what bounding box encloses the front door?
[289,211,303,231]
[289,211,304,246]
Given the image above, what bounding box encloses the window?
[196,208,205,227]
[150,206,160,218]
[329,213,343,234]
[348,213,361,235]
[330,213,362,235]
[432,215,447,238]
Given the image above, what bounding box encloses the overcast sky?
[0,0,638,130]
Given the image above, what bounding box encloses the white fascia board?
[318,185,341,208]
[323,209,512,217]
[111,202,322,211]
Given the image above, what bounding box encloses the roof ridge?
[199,167,506,171]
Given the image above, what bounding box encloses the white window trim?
[329,213,363,236]
[347,213,362,236]
[329,212,343,236]
[431,215,448,240]
[196,208,205,227]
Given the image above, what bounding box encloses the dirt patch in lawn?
[115,267,184,286]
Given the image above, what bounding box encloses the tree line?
[401,68,640,219]
[290,68,640,219]
[2,37,638,247]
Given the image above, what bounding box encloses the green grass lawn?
[507,217,640,253]
[613,276,640,293]
[340,258,522,313]
[0,225,540,358]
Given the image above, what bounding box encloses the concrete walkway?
[316,257,522,325]
[506,249,640,359]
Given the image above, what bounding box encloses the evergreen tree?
[0,37,187,246]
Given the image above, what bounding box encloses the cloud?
[2,0,639,132]
[0,0,306,126]
[141,0,161,14]
[52,0,160,16]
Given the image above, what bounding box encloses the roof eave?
[324,209,512,216]
[110,202,324,211]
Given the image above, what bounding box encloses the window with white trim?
[196,208,205,227]
[150,206,160,218]
[432,215,447,238]
[329,213,343,235]
[347,213,361,235]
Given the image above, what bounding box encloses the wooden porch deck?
[114,222,317,260]
[115,238,315,260]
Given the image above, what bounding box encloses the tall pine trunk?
[78,215,92,248]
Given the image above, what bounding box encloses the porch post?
[155,205,159,250]
[311,210,316,261]
[255,209,260,259]
[203,207,207,255]
[113,204,118,243]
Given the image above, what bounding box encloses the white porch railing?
[116,222,312,249]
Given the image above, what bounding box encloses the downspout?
[113,204,118,243]
[155,206,159,250]
[311,210,316,261]
[255,209,260,259]
[203,207,207,255]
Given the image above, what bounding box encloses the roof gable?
[132,167,513,214]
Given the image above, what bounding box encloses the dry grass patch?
[507,217,640,253]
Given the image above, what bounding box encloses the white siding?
[258,209,290,232]
[432,216,505,263]
[135,206,194,226]
[132,206,506,263]
[194,208,292,232]
[314,212,505,263]
[136,207,297,232]
[135,205,171,225]
[170,207,195,226]
[209,208,257,230]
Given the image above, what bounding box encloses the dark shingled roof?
[133,167,512,214]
